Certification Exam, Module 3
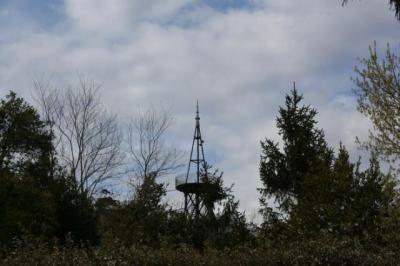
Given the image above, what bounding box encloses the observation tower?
[175,102,212,219]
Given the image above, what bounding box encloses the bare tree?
[127,107,183,190]
[34,77,124,196]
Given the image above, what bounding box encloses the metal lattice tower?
[175,101,208,219]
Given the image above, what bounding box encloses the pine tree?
[259,89,332,216]
[259,88,397,241]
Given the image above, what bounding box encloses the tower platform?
[176,173,209,193]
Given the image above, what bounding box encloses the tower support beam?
[176,101,208,220]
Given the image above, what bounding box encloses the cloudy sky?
[1,0,399,220]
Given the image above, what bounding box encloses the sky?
[0,0,399,221]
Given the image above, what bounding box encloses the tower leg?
[184,193,188,214]
[195,194,200,219]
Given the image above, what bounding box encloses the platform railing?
[175,173,203,187]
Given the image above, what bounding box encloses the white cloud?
[64,0,196,34]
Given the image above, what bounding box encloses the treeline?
[0,82,252,250]
[1,46,400,265]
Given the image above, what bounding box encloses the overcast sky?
[1,0,399,220]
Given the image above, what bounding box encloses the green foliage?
[353,44,400,171]
[259,89,399,244]
[210,196,255,249]
[1,237,400,266]
[196,164,254,249]
[96,173,168,247]
[0,92,57,245]
[0,91,54,179]
[94,163,254,250]
[54,179,99,244]
[200,163,230,220]
[260,89,331,215]
[121,178,168,247]
[0,92,98,246]
[2,88,400,264]
[0,170,57,245]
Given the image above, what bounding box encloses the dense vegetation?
[1,13,400,264]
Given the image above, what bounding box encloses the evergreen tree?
[96,173,168,247]
[0,91,99,245]
[259,88,332,216]
[259,88,397,242]
[211,196,254,249]
[0,91,57,244]
[0,91,54,179]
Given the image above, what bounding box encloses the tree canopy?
[352,44,400,172]
[259,89,398,243]
[2,86,400,264]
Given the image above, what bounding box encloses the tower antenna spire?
[196,99,199,119]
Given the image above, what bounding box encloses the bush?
[1,236,399,266]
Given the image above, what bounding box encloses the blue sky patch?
[0,0,64,30]
[203,0,255,12]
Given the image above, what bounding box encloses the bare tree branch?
[34,76,124,197]
[126,107,184,191]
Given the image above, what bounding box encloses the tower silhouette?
[176,101,209,220]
